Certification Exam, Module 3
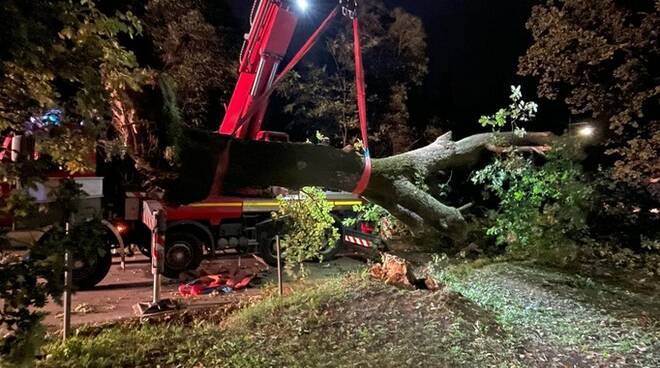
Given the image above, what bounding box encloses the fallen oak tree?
[159,128,555,244]
[109,75,554,246]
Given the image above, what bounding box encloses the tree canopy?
[518,0,659,189]
[279,0,428,154]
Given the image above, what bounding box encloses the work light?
[296,0,310,12]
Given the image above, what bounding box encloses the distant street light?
[577,125,595,138]
[569,121,597,140]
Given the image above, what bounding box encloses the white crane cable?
[240,0,261,65]
[249,0,259,25]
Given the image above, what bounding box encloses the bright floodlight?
[578,125,595,138]
[296,0,310,12]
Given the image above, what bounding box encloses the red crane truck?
[130,0,381,279]
[3,0,382,286]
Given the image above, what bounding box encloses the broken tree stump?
[370,253,443,291]
[369,253,418,289]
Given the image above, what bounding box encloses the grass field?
[35,261,660,368]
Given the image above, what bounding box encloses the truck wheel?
[258,237,281,267]
[37,225,114,290]
[316,231,342,262]
[316,217,344,262]
[163,233,203,279]
[72,240,112,290]
[258,230,341,268]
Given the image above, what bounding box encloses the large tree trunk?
[109,74,555,244]
[161,129,554,243]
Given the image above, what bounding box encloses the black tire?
[72,239,112,290]
[258,229,342,268]
[162,232,203,279]
[312,217,343,262]
[258,237,280,267]
[315,231,342,262]
[36,225,114,290]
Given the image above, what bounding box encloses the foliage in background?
[103,0,240,175]
[579,242,660,277]
[588,168,659,248]
[35,125,102,174]
[274,187,339,276]
[518,0,659,264]
[145,0,238,130]
[279,67,358,147]
[0,0,148,165]
[472,87,659,272]
[278,0,428,154]
[518,0,659,190]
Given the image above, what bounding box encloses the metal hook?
[340,0,357,19]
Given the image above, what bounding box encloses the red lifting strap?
[351,17,371,195]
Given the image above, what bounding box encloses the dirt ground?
[40,252,366,330]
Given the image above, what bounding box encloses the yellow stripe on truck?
[189,202,243,208]
[332,200,362,207]
[188,200,363,209]
[244,201,279,207]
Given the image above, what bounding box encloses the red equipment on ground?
[178,272,255,297]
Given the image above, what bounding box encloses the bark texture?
[162,129,554,243]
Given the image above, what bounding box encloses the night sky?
[389,0,567,134]
[229,0,568,137]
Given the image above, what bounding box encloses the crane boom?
[219,0,298,140]
[219,1,361,143]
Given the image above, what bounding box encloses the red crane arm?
[219,0,298,140]
[216,0,371,194]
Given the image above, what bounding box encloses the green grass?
[37,272,517,367]
[38,320,268,367]
[34,261,660,368]
[434,261,660,366]
[37,278,354,368]
[227,275,349,329]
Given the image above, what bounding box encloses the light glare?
[296,0,310,12]
[578,125,595,138]
[116,223,128,233]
